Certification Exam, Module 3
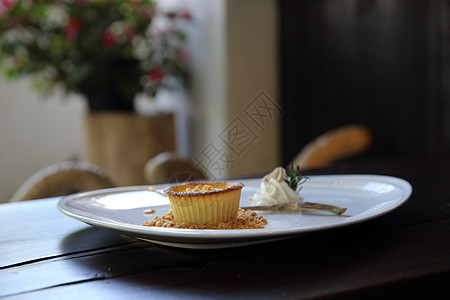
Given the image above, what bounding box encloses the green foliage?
[0,0,190,104]
[286,164,309,191]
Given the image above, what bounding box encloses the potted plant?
[0,0,191,185]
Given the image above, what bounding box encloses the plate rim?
[57,174,412,245]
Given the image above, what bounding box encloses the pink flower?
[0,0,15,17]
[149,67,165,83]
[123,22,137,42]
[177,9,192,20]
[1,0,13,7]
[64,19,82,41]
[102,30,117,47]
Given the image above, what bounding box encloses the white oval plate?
[57,175,412,249]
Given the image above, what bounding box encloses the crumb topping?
[184,184,222,192]
[143,208,268,229]
[163,181,244,197]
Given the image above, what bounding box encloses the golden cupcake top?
[163,181,244,197]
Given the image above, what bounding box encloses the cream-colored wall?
[187,0,280,178]
[0,80,85,203]
[184,0,227,152]
[225,0,280,177]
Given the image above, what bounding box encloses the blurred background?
[0,0,448,203]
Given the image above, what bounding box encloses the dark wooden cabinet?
[279,0,450,165]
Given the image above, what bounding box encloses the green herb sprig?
[286,165,309,191]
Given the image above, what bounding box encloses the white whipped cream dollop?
[251,167,300,207]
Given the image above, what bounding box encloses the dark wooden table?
[1,156,450,299]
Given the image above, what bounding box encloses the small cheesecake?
[163,181,244,226]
